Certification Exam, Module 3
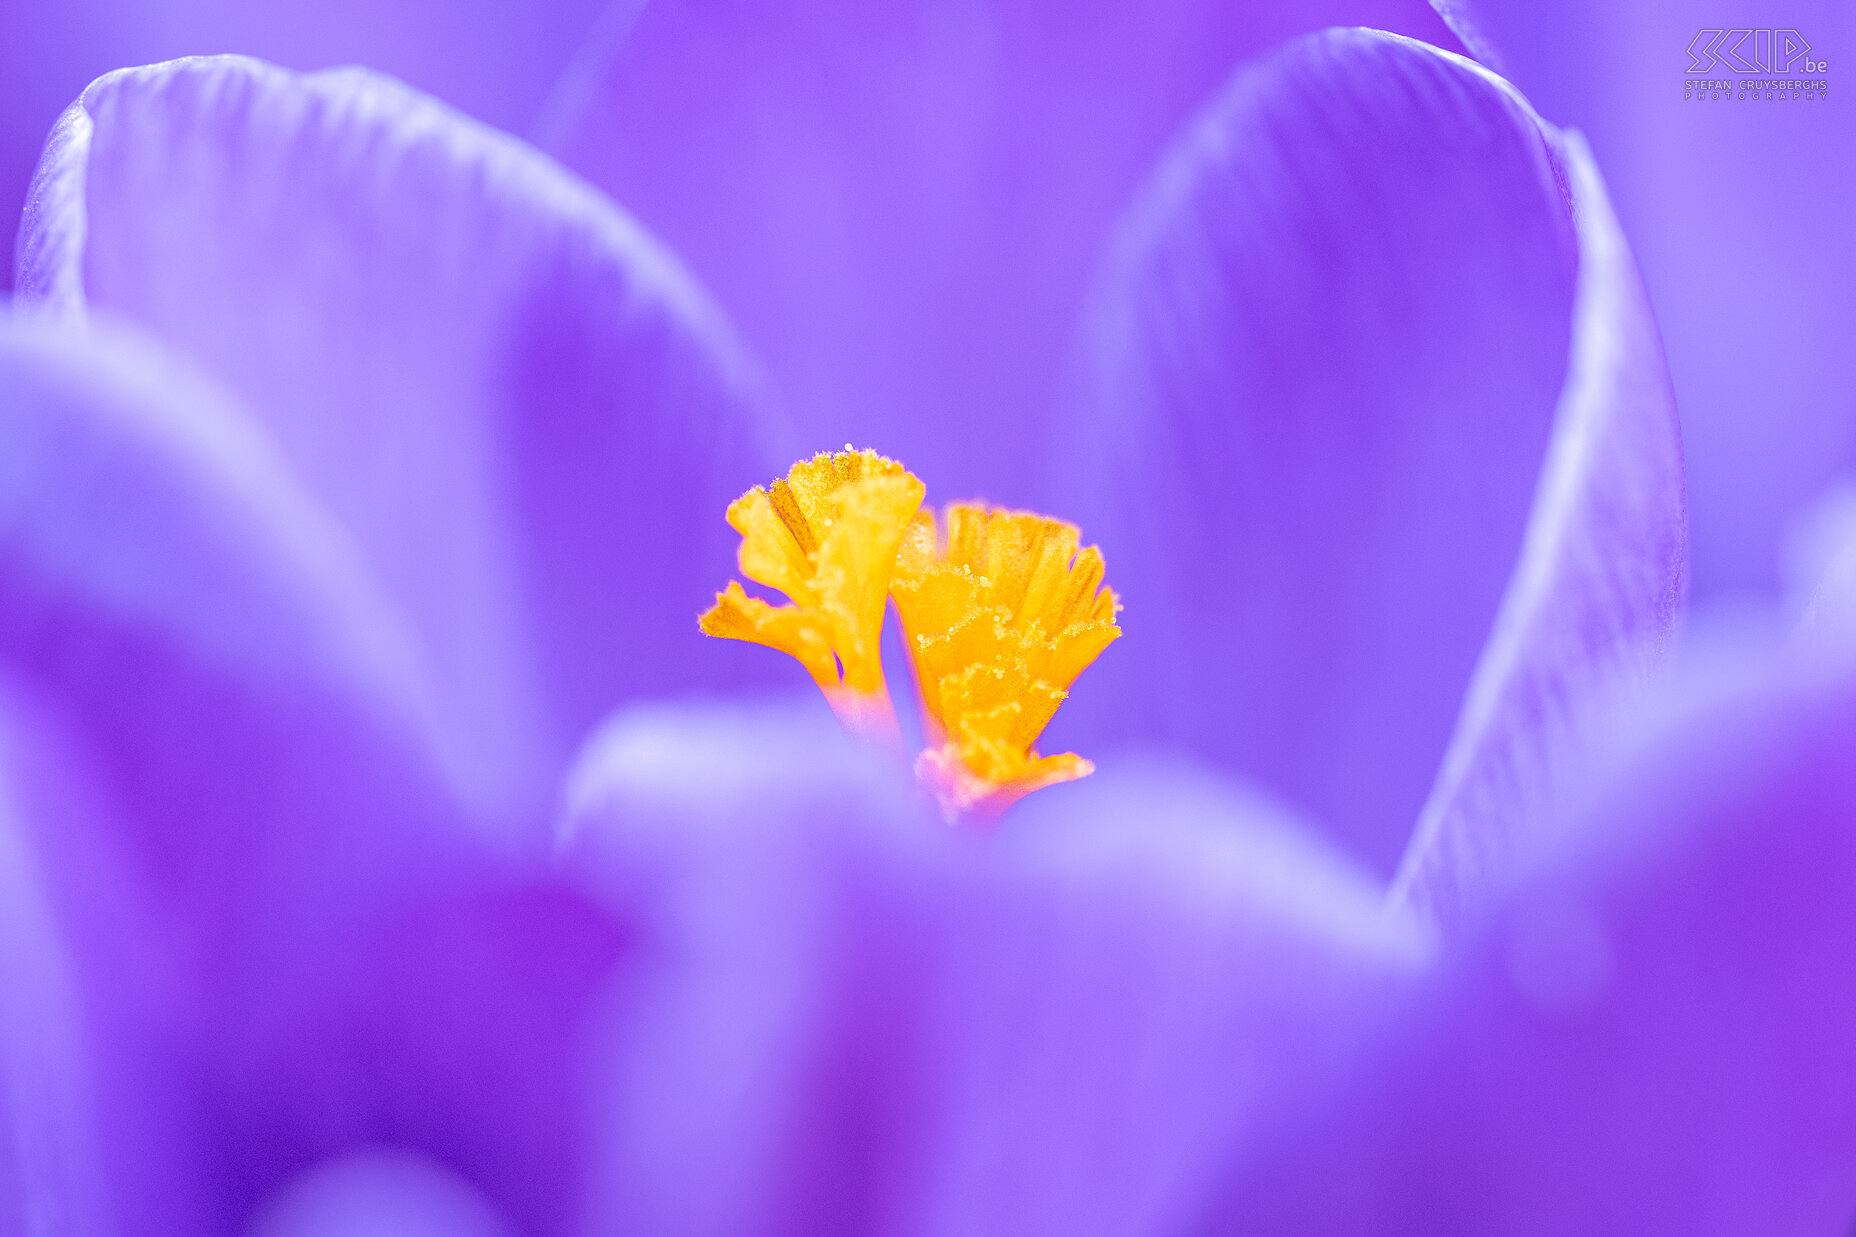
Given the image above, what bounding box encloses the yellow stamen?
[699,447,925,737]
[891,503,1121,819]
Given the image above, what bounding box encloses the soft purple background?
[554,0,1461,508]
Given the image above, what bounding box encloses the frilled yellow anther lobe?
[890,502,1121,818]
[699,448,924,730]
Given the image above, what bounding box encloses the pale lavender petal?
[1428,0,1855,599]
[557,0,1460,500]
[1392,128,1687,927]
[0,0,608,295]
[1061,29,1621,876]
[1203,660,1856,1233]
[562,698,1425,1235]
[0,319,625,1232]
[18,55,782,830]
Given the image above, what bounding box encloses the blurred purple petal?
[1061,30,1645,876]
[563,697,1425,1234]
[0,0,609,295]
[1393,128,1686,927]
[248,1148,514,1237]
[1204,658,1856,1232]
[18,55,782,827]
[557,0,1460,500]
[0,702,111,1233]
[0,318,626,1232]
[1794,483,1856,654]
[1431,0,1856,597]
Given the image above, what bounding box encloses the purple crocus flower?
[1,5,1852,1235]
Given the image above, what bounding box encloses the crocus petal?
[0,703,110,1233]
[562,697,1426,1235]
[1059,29,1683,887]
[556,0,1460,501]
[17,54,781,829]
[248,1148,514,1237]
[0,318,626,1232]
[1795,484,1856,654]
[1201,658,1856,1233]
[0,0,608,295]
[1429,0,1856,598]
[1392,127,1686,926]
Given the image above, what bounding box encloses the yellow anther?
[700,448,924,736]
[890,503,1121,819]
